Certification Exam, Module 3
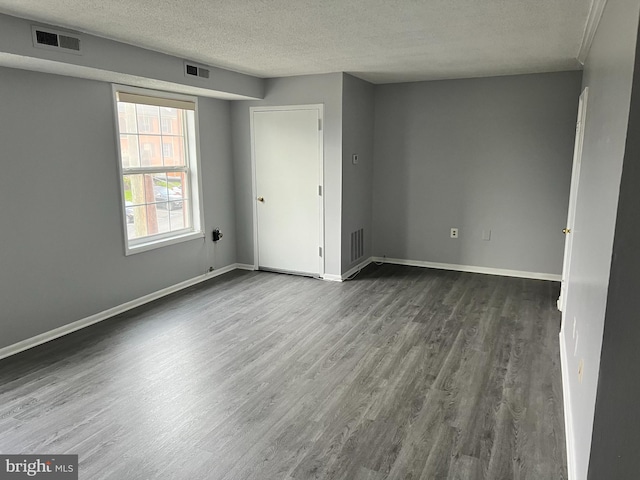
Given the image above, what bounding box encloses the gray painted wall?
[560,0,640,478]
[588,19,640,476]
[0,13,263,100]
[341,74,374,272]
[230,73,344,276]
[0,67,237,350]
[372,71,582,274]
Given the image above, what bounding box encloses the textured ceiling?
[0,0,590,83]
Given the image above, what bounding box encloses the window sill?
[125,230,204,255]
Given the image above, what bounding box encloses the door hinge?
[319,247,323,257]
[318,185,322,196]
[318,118,322,131]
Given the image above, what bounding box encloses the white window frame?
[112,85,205,255]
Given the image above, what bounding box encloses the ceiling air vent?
[31,26,82,54]
[184,62,210,79]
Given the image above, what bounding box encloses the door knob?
[257,196,264,202]
[563,228,571,234]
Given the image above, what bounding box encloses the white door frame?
[558,87,588,315]
[249,104,325,277]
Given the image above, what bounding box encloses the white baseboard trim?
[322,274,343,282]
[322,257,373,282]
[559,330,577,480]
[0,258,559,361]
[371,257,561,282]
[0,263,241,362]
[342,257,373,280]
[236,263,257,271]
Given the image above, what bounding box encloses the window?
[114,86,203,254]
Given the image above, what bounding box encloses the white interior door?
[558,87,588,314]
[252,106,323,276]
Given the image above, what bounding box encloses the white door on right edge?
[559,87,588,316]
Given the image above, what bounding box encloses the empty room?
[1,0,639,479]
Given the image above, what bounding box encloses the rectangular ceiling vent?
[184,62,210,79]
[31,25,82,55]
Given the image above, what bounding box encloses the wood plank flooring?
[0,264,567,479]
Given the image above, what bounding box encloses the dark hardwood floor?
[0,264,567,479]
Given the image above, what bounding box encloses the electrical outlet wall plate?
[450,228,459,238]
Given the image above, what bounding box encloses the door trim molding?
[249,104,325,276]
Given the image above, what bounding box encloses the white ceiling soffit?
[0,0,593,84]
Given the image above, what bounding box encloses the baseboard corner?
[235,263,257,271]
[341,257,373,280]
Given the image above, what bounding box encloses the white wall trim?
[372,257,561,281]
[0,257,558,361]
[322,257,373,282]
[577,0,608,65]
[560,330,577,480]
[322,274,343,282]
[236,263,257,271]
[342,257,373,280]
[0,263,243,362]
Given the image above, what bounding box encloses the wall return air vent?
[184,62,210,79]
[31,26,82,54]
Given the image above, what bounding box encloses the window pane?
[123,174,147,205]
[148,204,170,236]
[155,179,180,205]
[153,182,168,205]
[169,205,188,231]
[136,104,160,134]
[127,205,147,240]
[139,135,163,167]
[123,174,158,241]
[162,136,185,167]
[118,103,138,134]
[171,203,190,232]
[162,142,173,159]
[120,134,140,168]
[160,107,181,135]
[166,172,186,199]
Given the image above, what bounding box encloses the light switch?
[482,229,491,241]
[352,154,359,165]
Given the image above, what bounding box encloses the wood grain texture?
[0,265,567,479]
